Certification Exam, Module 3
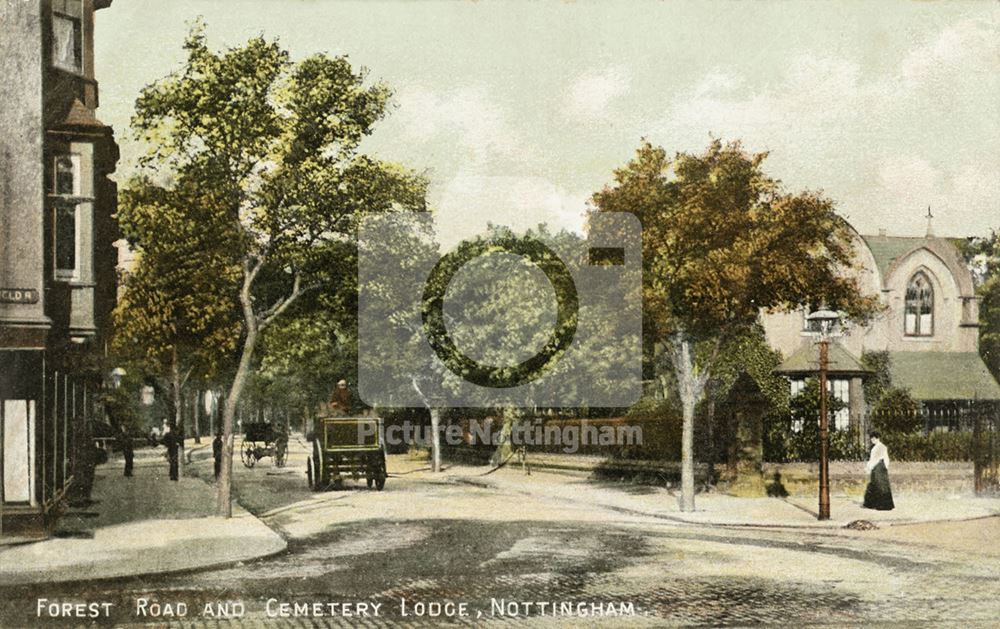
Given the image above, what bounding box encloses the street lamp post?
[807,308,841,521]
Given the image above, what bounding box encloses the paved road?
[3,441,998,627]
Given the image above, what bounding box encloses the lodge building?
[762,217,1000,439]
[0,0,118,534]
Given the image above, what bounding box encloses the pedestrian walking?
[863,431,894,510]
[163,424,180,481]
[213,430,223,479]
[118,425,134,478]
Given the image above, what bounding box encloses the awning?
[887,352,1000,401]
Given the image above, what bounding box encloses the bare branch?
[257,273,322,331]
[410,376,431,409]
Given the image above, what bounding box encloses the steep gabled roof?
[861,235,928,279]
[859,234,973,294]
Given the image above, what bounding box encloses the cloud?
[434,175,589,249]
[867,156,1000,236]
[565,67,630,120]
[391,84,535,169]
[900,17,1000,87]
[653,16,1000,236]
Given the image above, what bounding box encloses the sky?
[95,0,1000,247]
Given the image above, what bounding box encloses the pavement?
[447,465,1000,529]
[0,441,286,585]
[2,434,999,586]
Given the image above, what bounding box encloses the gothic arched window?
[904,272,933,336]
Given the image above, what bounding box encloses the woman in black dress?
[863,431,894,510]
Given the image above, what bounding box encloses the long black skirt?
[863,460,894,510]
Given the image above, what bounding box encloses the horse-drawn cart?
[240,422,288,468]
[307,415,386,490]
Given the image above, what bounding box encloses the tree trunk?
[217,278,260,518]
[193,389,202,444]
[171,346,185,477]
[208,391,216,436]
[679,393,696,511]
[430,408,442,472]
[670,336,710,513]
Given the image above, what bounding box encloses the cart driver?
[328,379,352,416]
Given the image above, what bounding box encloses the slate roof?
[60,99,105,128]
[773,342,871,377]
[887,352,1000,401]
[860,234,969,279]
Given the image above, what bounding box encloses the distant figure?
[765,471,789,498]
[863,431,894,510]
[213,431,223,479]
[148,424,161,446]
[328,379,352,416]
[118,425,134,478]
[163,424,181,482]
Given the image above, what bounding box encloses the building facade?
[0,0,118,534]
[763,218,1000,438]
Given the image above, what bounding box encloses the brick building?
[0,0,119,534]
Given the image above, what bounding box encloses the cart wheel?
[275,439,287,468]
[312,440,326,490]
[375,453,387,491]
[241,439,256,468]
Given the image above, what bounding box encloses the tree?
[966,231,1000,382]
[114,177,242,461]
[127,24,426,516]
[360,218,638,468]
[591,140,879,511]
[860,350,921,434]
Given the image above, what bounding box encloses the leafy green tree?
[591,140,879,511]
[114,177,242,456]
[360,219,638,468]
[861,350,922,434]
[871,388,921,434]
[787,378,847,461]
[966,231,1000,382]
[860,350,893,408]
[126,25,426,516]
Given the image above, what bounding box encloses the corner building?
[0,0,118,534]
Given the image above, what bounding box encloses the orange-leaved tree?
[592,140,879,511]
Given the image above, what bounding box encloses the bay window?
[52,0,84,73]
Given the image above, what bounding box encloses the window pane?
[56,204,76,272]
[905,272,933,336]
[920,313,932,333]
[55,156,77,195]
[64,0,83,18]
[834,408,850,431]
[52,15,81,71]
